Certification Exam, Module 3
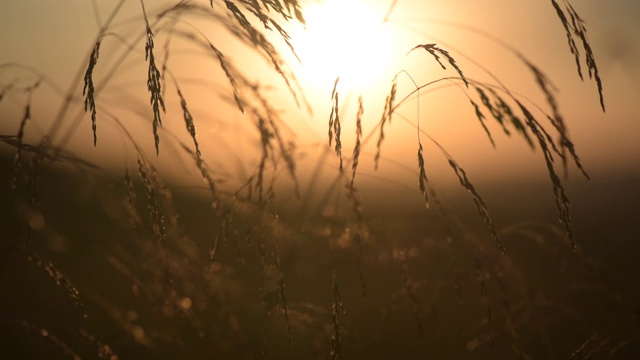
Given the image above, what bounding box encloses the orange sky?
[0,0,638,196]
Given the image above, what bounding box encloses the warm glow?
[291,0,393,90]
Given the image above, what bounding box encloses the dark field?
[1,152,638,359]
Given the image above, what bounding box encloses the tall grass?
[1,0,636,358]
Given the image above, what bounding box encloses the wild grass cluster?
[1,0,638,358]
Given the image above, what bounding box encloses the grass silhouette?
[1,0,638,358]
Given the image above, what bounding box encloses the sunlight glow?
[291,0,393,90]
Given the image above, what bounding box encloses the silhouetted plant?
[2,1,635,359]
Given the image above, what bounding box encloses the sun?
[290,0,393,90]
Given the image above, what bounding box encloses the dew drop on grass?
[338,228,352,248]
[29,213,45,230]
[18,206,45,231]
[466,337,481,351]
[133,326,145,341]
[392,248,407,262]
[179,297,193,310]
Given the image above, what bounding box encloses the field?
[1,0,639,358]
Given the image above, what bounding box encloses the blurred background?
[0,0,639,358]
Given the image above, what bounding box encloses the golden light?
[291,0,393,90]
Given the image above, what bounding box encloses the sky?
[0,0,638,194]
